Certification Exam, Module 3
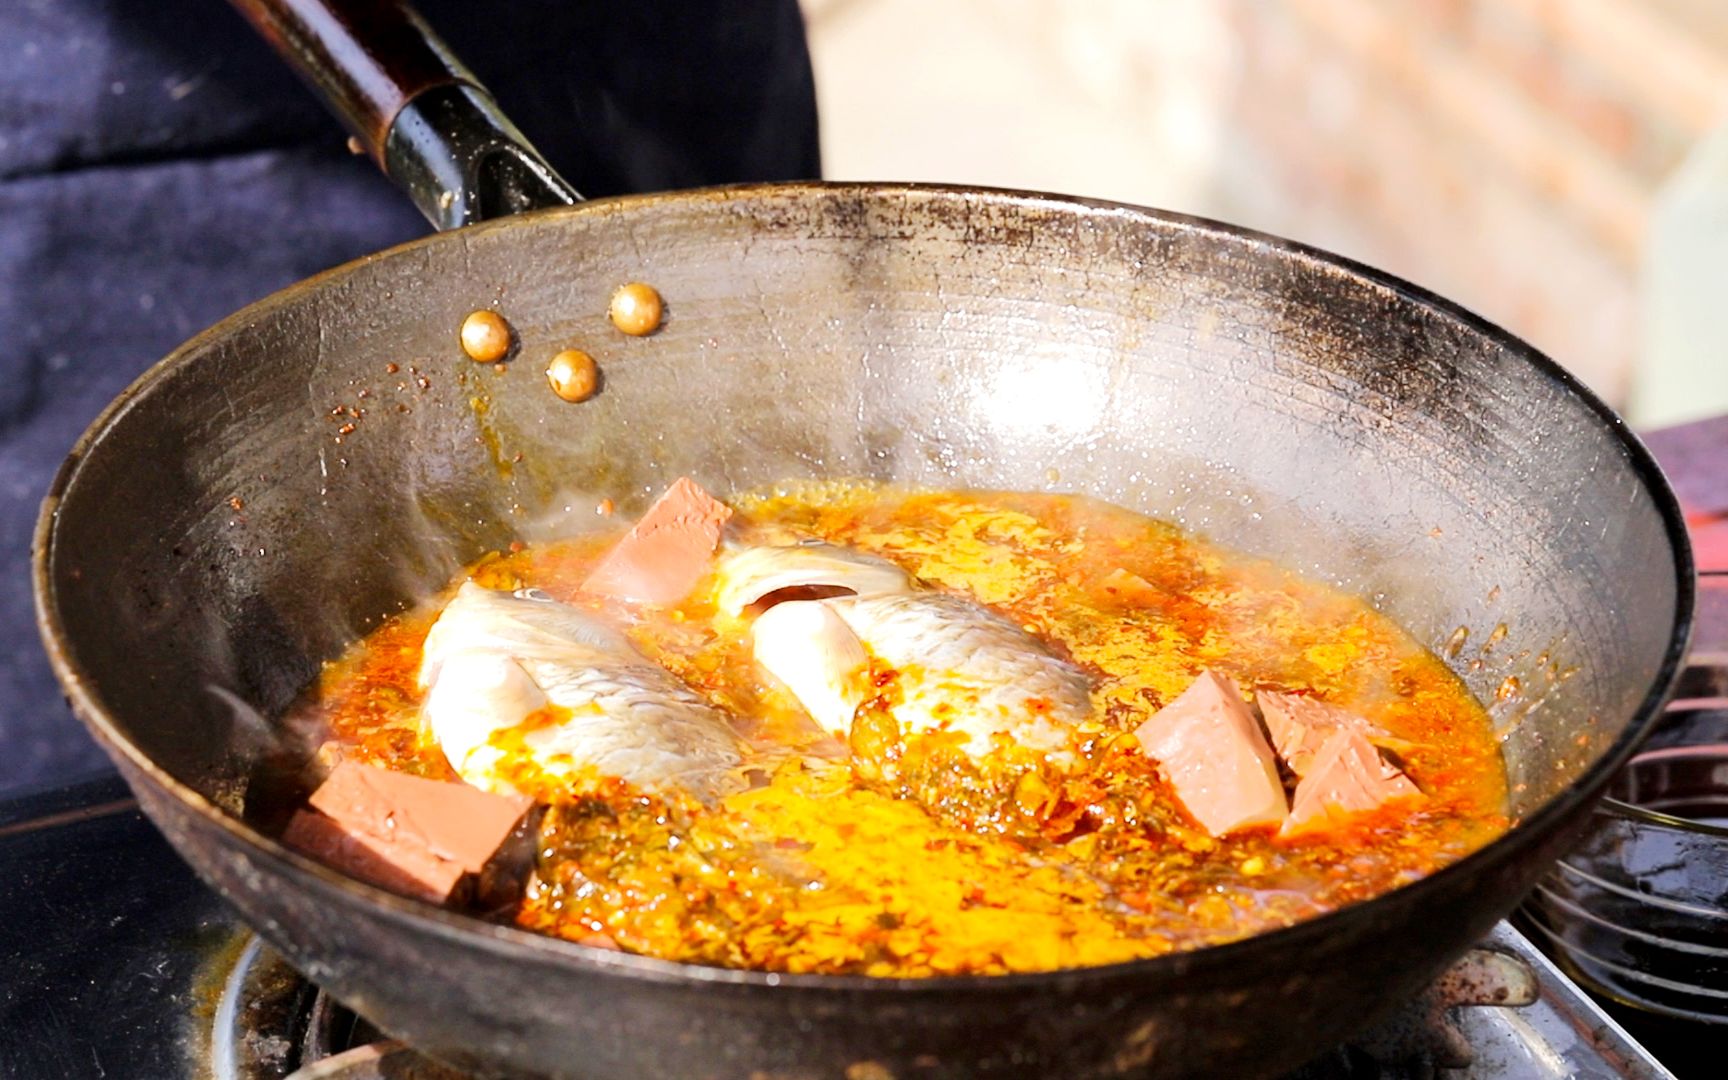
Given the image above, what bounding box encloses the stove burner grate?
[209,924,1666,1079]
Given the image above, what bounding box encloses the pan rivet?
[609,282,664,336]
[460,310,514,363]
[547,349,600,403]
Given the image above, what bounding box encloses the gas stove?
[0,773,1681,1079]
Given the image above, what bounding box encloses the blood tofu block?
[1283,729,1422,836]
[1098,567,1161,606]
[1134,671,1287,835]
[1258,691,1392,778]
[282,762,535,906]
[581,477,733,604]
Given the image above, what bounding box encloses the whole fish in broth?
[419,582,744,803]
[714,541,1094,760]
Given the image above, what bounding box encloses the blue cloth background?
[0,0,818,794]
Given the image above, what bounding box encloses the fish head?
[750,599,871,739]
[711,541,914,618]
[420,582,639,691]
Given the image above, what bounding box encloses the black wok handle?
[228,0,580,229]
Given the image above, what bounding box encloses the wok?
[32,2,1694,1077]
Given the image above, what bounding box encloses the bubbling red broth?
[294,483,1508,976]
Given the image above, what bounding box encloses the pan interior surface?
[45,184,1679,819]
[36,184,1688,1078]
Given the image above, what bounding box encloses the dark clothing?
[0,0,819,794]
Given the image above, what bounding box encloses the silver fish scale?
[420,583,743,802]
[520,658,744,796]
[832,591,1093,753]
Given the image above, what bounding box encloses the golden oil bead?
[460,309,513,362]
[608,282,663,336]
[546,348,599,402]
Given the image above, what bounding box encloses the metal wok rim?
[33,179,1697,996]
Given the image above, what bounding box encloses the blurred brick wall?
[807,0,1728,407]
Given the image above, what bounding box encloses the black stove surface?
[0,774,234,1078]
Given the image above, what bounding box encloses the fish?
[714,542,1093,759]
[713,540,915,615]
[418,581,745,803]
